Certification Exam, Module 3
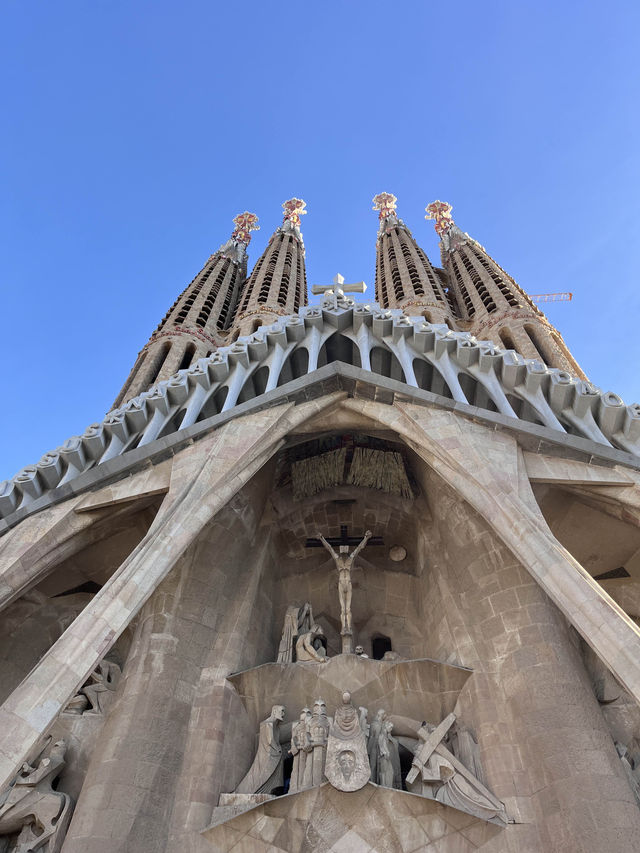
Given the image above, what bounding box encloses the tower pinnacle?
[232,199,309,335]
[282,198,307,227]
[425,200,454,235]
[426,200,585,377]
[231,211,260,246]
[372,192,398,222]
[373,192,455,320]
[112,213,255,407]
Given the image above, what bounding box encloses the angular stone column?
[63,474,275,852]
[0,395,342,792]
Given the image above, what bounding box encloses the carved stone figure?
[0,739,73,853]
[377,720,402,789]
[317,530,372,641]
[325,692,370,792]
[235,705,285,795]
[355,645,369,658]
[367,708,387,782]
[406,715,507,824]
[277,603,313,663]
[449,725,484,784]
[308,699,330,786]
[289,708,313,793]
[295,624,327,662]
[64,657,121,715]
[358,706,369,738]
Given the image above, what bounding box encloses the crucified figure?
[317,530,372,635]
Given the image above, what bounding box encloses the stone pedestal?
[341,629,353,654]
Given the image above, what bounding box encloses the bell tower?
[372,192,457,322]
[232,198,308,337]
[113,212,259,408]
[426,200,585,377]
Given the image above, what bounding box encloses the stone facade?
[2,199,640,852]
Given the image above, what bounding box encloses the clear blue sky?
[1,1,639,480]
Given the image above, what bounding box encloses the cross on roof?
[311,273,367,297]
[305,525,384,549]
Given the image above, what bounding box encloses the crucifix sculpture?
[314,528,373,654]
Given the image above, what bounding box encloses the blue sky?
[1,1,639,480]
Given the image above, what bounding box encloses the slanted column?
[426,200,586,378]
[231,199,309,337]
[373,192,458,323]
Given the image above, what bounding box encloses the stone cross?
[311,274,366,310]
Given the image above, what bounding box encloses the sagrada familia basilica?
[1,193,640,852]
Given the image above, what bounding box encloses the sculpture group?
[277,528,373,661]
[231,692,507,823]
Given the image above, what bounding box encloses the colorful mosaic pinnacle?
[425,200,454,236]
[282,198,307,227]
[372,192,398,220]
[231,212,260,246]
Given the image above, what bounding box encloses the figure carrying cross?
[316,529,372,653]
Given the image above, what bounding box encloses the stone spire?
[112,213,259,408]
[232,199,308,336]
[426,201,586,377]
[372,193,456,321]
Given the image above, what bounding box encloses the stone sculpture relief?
[295,624,327,662]
[227,690,506,825]
[307,699,330,787]
[277,603,313,663]
[378,719,402,789]
[0,739,73,853]
[289,708,313,794]
[63,656,121,716]
[235,705,286,795]
[324,692,371,792]
[406,714,507,823]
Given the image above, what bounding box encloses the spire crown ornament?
[372,192,398,221]
[231,212,260,246]
[282,198,307,228]
[425,200,454,236]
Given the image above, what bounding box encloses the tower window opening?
[143,341,171,389]
[470,247,519,307]
[400,239,424,296]
[499,328,517,351]
[278,246,294,306]
[174,271,209,325]
[178,343,196,372]
[416,246,442,299]
[524,324,549,365]
[450,257,475,317]
[196,263,228,328]
[388,235,405,301]
[459,250,496,313]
